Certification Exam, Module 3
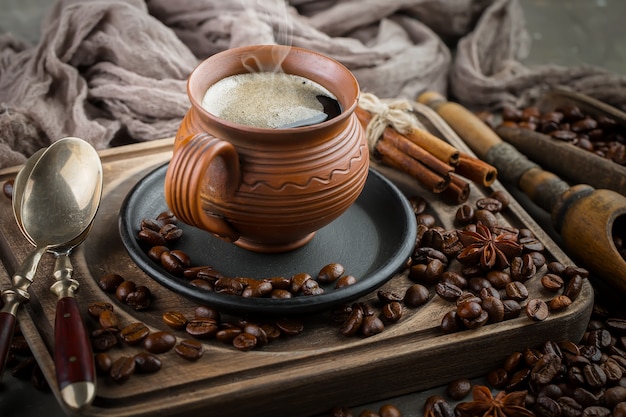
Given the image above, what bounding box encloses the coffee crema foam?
[201,72,337,129]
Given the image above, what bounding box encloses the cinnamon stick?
[441,174,470,204]
[356,106,454,178]
[376,140,450,193]
[404,127,460,166]
[456,152,498,187]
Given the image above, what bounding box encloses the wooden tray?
[0,115,593,417]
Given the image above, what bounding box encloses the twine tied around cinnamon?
[358,93,423,154]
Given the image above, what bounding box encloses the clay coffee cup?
[164,45,369,253]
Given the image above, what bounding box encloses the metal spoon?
[0,149,49,379]
[20,137,102,410]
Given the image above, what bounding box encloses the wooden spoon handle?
[54,296,96,409]
[50,254,95,410]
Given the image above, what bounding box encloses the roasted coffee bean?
[99,309,120,331]
[606,318,626,334]
[486,368,508,389]
[405,283,431,306]
[558,396,583,417]
[505,281,529,301]
[143,331,176,353]
[243,324,268,346]
[110,356,136,383]
[260,323,281,341]
[542,273,565,292]
[381,301,403,323]
[216,328,242,344]
[318,263,345,283]
[474,209,498,231]
[457,300,482,320]
[455,204,475,224]
[510,255,537,281]
[175,339,205,361]
[424,395,455,417]
[440,271,467,289]
[564,274,584,301]
[232,332,257,351]
[378,404,401,417]
[605,386,626,409]
[241,279,274,298]
[528,251,547,268]
[214,277,244,295]
[126,285,152,310]
[486,270,511,289]
[138,227,167,246]
[532,352,562,385]
[120,322,150,345]
[476,197,503,213]
[186,318,219,339]
[506,368,530,391]
[416,213,436,228]
[446,378,472,400]
[98,273,125,293]
[460,309,488,329]
[502,299,522,320]
[160,250,190,275]
[534,395,562,417]
[289,272,312,293]
[574,387,602,407]
[140,218,163,232]
[87,301,114,319]
[480,286,501,300]
[300,278,324,296]
[526,299,549,321]
[156,210,178,225]
[134,352,162,373]
[162,311,188,330]
[115,280,136,303]
[440,310,461,334]
[468,277,492,294]
[341,305,364,336]
[503,351,524,373]
[275,318,304,336]
[335,274,357,289]
[580,345,602,363]
[189,279,213,290]
[90,330,118,351]
[549,295,573,311]
[583,363,607,389]
[565,266,589,279]
[377,290,403,304]
[147,245,169,263]
[481,296,505,323]
[434,282,462,302]
[361,315,384,337]
[159,223,183,242]
[271,289,292,299]
[547,261,567,276]
[412,247,448,266]
[581,406,610,417]
[489,190,511,210]
[94,352,113,375]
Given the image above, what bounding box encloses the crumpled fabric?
[1,0,625,168]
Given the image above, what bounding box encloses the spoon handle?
[0,247,46,378]
[50,254,95,410]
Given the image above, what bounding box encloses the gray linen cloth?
[0,0,624,168]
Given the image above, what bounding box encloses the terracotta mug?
[164,45,369,253]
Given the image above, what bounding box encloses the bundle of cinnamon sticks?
[356,105,497,203]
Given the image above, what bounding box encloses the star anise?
[457,222,522,270]
[455,385,535,417]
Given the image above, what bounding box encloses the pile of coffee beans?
[498,104,626,167]
[98,272,152,310]
[137,211,357,298]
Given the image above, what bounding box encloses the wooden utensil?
[418,91,626,295]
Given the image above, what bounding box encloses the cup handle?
[165,133,241,242]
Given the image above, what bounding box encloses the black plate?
[119,164,416,315]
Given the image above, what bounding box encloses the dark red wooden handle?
[54,297,95,390]
[0,311,17,378]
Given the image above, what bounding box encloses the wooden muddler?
[418,91,626,295]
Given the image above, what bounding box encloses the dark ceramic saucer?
[119,164,416,315]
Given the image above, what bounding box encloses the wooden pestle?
[418,91,626,295]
